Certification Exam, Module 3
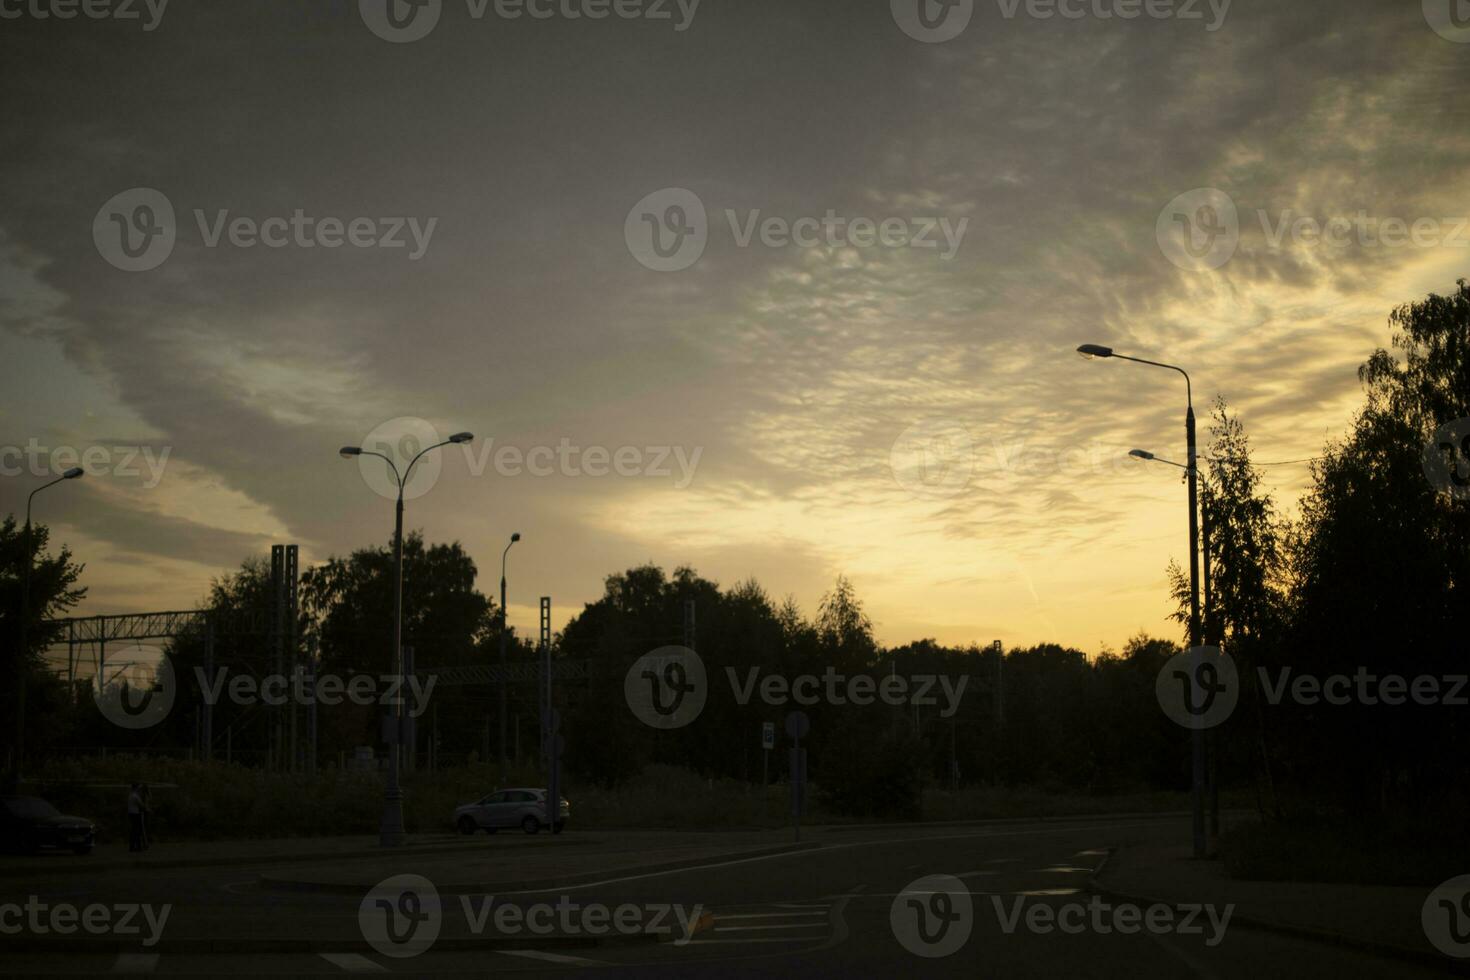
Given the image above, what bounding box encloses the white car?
[455,787,569,835]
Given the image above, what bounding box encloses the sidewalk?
[1090,839,1449,967]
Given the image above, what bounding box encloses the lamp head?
[448,432,474,444]
[510,532,521,543]
[339,446,362,459]
[1128,449,1155,461]
[61,467,84,479]
[1077,344,1114,359]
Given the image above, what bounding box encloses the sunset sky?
[2,0,1468,656]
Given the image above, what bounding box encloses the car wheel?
[521,816,540,835]
[457,816,477,835]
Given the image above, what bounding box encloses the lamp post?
[1080,344,1206,859]
[1130,450,1215,646]
[1134,449,1222,844]
[14,467,84,785]
[499,531,520,781]
[340,431,473,847]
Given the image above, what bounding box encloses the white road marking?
[485,821,1165,895]
[318,953,386,973]
[715,923,827,932]
[499,950,605,966]
[717,911,827,920]
[687,937,818,945]
[111,954,159,974]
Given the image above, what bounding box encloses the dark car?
[0,796,95,855]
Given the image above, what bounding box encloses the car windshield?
[5,798,60,820]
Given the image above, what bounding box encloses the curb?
[818,809,1224,833]
[0,836,587,880]
[258,841,824,895]
[1085,846,1466,974]
[0,930,691,956]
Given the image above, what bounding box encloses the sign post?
[761,721,774,788]
[785,711,809,843]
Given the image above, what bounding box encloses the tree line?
[4,280,1466,826]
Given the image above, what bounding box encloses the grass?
[26,755,1217,842]
[1219,816,1460,887]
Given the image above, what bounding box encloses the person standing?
[127,783,143,852]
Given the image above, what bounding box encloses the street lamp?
[499,531,520,780]
[14,466,84,786]
[1130,445,1221,845]
[1079,344,1206,859]
[339,430,472,847]
[1129,448,1211,635]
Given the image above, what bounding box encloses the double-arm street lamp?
[1078,344,1207,859]
[340,431,473,847]
[499,531,520,780]
[14,467,85,785]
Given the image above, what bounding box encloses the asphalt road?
[0,817,1439,977]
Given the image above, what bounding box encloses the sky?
[2,0,1468,656]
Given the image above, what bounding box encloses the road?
[0,817,1437,977]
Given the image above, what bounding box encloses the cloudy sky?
[2,0,1467,655]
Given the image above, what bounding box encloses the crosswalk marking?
[318,953,387,972]
[111,954,159,974]
[499,950,605,967]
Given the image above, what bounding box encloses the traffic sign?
[762,721,775,750]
